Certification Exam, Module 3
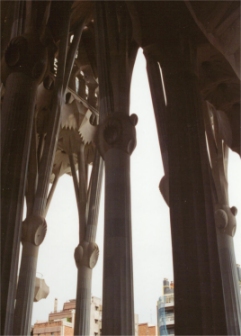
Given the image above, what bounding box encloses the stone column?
[13,3,72,333]
[94,2,138,333]
[74,242,99,335]
[13,216,47,335]
[156,36,227,335]
[204,102,241,334]
[97,113,138,335]
[73,152,103,336]
[216,228,241,334]
[144,53,169,205]
[1,34,47,335]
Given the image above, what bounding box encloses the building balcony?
[165,315,175,325]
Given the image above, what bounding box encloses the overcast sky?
[32,50,241,326]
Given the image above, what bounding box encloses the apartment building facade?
[33,297,139,336]
[157,279,175,336]
[32,296,102,336]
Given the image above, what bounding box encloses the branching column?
[1,34,47,335]
[74,153,103,335]
[155,36,228,335]
[94,2,138,334]
[13,2,72,334]
[97,114,137,335]
[72,150,103,335]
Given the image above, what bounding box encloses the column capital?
[74,242,99,269]
[96,113,138,158]
[21,215,47,246]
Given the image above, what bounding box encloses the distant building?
[32,320,73,336]
[138,322,156,336]
[33,297,139,336]
[33,296,102,336]
[157,279,175,336]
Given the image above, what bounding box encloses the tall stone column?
[13,3,72,333]
[1,34,47,335]
[204,102,241,334]
[70,149,103,336]
[94,2,138,333]
[155,36,228,335]
[97,113,138,335]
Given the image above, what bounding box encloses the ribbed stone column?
[94,2,138,333]
[1,27,47,333]
[156,36,227,334]
[204,102,241,334]
[13,216,47,335]
[97,113,138,335]
[216,228,241,334]
[13,3,72,333]
[74,243,99,335]
[74,153,103,336]
[144,54,170,205]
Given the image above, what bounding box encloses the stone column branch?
[145,52,170,205]
[77,144,87,242]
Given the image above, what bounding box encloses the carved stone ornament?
[215,205,238,237]
[74,241,99,269]
[96,113,138,158]
[4,34,47,82]
[21,215,47,246]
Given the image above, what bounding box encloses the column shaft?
[216,231,241,334]
[102,149,134,335]
[13,4,71,333]
[1,73,37,335]
[160,39,227,334]
[74,154,103,335]
[74,266,92,335]
[13,243,39,335]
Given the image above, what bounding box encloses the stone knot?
[215,205,238,237]
[74,242,99,269]
[96,113,138,157]
[5,34,47,82]
[22,215,47,245]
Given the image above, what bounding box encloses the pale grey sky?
[32,50,241,326]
